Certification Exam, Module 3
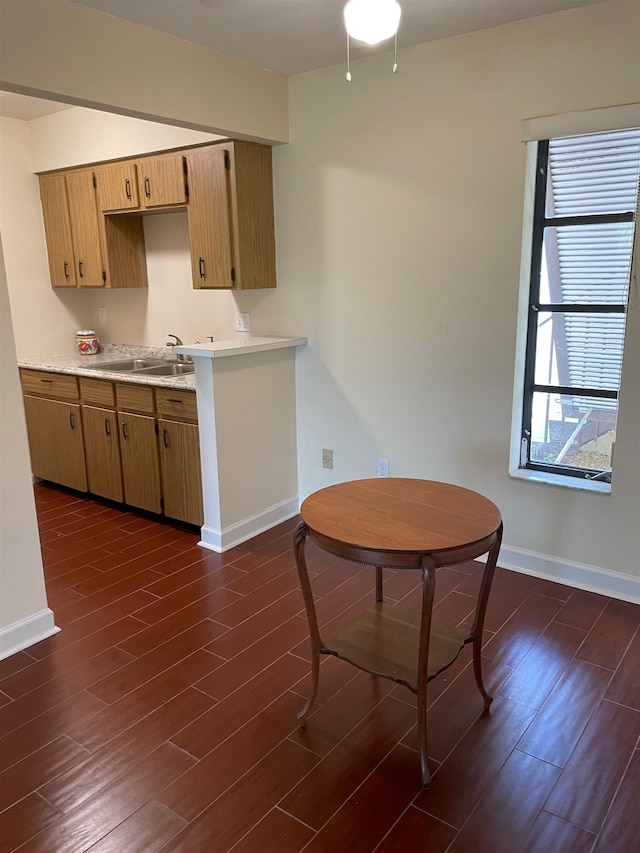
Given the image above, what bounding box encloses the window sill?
[509,467,611,494]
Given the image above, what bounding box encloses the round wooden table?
[293,477,503,787]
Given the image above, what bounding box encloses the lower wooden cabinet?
[119,411,163,514]
[20,369,202,527]
[158,418,203,526]
[22,395,87,492]
[82,404,123,502]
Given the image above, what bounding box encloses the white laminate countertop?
[174,335,307,359]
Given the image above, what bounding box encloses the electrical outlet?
[322,448,333,469]
[377,458,389,477]
[97,307,107,324]
[235,312,250,332]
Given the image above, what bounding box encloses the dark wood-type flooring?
[1,483,639,851]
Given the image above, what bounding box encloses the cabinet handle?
[78,260,84,279]
[40,378,53,384]
[163,428,170,449]
[69,412,76,430]
[121,421,128,440]
[64,261,70,279]
[144,177,151,199]
[105,418,111,437]
[166,398,183,405]
[125,178,132,201]
[198,257,205,279]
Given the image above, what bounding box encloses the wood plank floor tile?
[280,695,416,830]
[374,805,457,853]
[603,624,640,709]
[446,749,561,853]
[213,567,301,629]
[544,698,640,833]
[522,811,596,853]
[228,807,314,853]
[83,799,187,853]
[592,749,640,852]
[553,588,609,631]
[482,593,564,668]
[576,597,640,669]
[158,692,312,822]
[129,577,242,626]
[297,744,422,853]
[0,792,62,853]
[158,739,319,853]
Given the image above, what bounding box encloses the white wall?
[0,236,54,658]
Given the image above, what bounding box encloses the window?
[512,127,640,491]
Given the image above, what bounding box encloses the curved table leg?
[470,523,503,710]
[417,555,436,787]
[294,521,321,722]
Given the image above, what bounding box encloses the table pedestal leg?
[470,523,503,710]
[417,554,436,787]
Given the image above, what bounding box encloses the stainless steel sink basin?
[136,363,195,376]
[91,358,168,372]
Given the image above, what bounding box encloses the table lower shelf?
[323,603,470,692]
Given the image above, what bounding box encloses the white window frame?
[510,106,640,494]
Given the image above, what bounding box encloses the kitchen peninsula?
[19,335,306,549]
[174,336,307,552]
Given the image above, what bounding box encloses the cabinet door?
[158,419,204,526]
[186,147,234,289]
[23,396,87,492]
[96,162,140,212]
[138,154,187,209]
[65,170,105,286]
[119,412,162,514]
[82,405,123,502]
[39,174,77,287]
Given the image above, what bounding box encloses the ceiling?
[69,0,607,77]
[0,91,74,121]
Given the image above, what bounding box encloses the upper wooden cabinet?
[38,140,275,291]
[40,171,105,287]
[186,141,276,290]
[96,154,187,213]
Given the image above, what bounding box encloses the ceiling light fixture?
[344,0,401,82]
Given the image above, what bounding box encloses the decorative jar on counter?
[76,330,100,355]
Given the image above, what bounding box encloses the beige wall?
[263,0,640,580]
[0,0,288,143]
[0,0,638,651]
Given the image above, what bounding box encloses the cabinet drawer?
[80,377,116,407]
[20,369,79,401]
[116,383,155,414]
[156,388,198,421]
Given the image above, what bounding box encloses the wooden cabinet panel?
[115,383,155,414]
[82,405,123,502]
[39,174,76,287]
[20,369,79,401]
[138,154,187,209]
[158,419,203,526]
[65,170,105,287]
[79,378,116,407]
[155,388,198,421]
[119,412,162,514]
[186,146,235,289]
[96,162,140,211]
[23,396,87,492]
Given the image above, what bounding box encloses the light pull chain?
[346,34,352,82]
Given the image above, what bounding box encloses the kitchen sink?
[136,363,195,376]
[91,358,168,372]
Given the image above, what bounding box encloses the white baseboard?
[198,495,300,553]
[484,543,640,604]
[0,608,59,661]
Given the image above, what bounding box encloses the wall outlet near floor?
[377,458,389,477]
[97,306,107,324]
[235,312,250,332]
[322,448,334,469]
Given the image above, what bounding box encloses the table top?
[300,478,502,559]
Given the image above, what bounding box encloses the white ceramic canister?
[76,330,100,355]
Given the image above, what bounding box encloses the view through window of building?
[518,127,640,485]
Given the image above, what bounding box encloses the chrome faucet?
[166,334,186,361]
